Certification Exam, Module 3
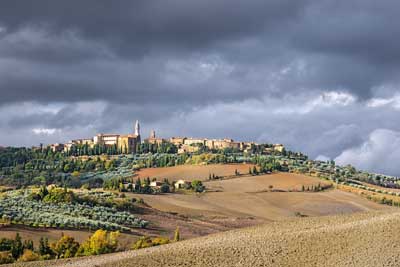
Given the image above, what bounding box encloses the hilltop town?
[47,120,285,155]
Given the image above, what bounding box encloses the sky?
[0,1,400,176]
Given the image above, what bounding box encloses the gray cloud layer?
[0,1,400,175]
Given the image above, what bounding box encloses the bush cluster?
[0,230,120,264]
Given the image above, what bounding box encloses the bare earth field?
[15,210,400,267]
[130,172,387,221]
[136,164,255,181]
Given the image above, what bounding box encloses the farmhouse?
[174,179,191,189]
[150,181,163,188]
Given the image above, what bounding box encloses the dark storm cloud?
[0,0,305,53]
[1,1,400,175]
[0,0,400,105]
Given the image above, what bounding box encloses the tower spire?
[135,120,140,136]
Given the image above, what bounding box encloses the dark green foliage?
[191,180,205,193]
[141,177,153,194]
[136,142,178,154]
[39,237,52,256]
[135,178,142,192]
[160,183,170,193]
[10,233,23,259]
[0,238,13,252]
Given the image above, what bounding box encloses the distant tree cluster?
[136,142,178,154]
[104,177,173,195]
[0,230,120,264]
[300,183,331,192]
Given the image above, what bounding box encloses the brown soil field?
[16,210,400,267]
[136,163,254,181]
[128,172,387,221]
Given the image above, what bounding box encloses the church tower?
[134,120,140,136]
[150,129,156,139]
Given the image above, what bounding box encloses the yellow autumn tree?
[50,234,79,259]
[78,229,120,256]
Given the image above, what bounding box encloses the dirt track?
[14,210,400,267]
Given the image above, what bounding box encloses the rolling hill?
[15,210,400,267]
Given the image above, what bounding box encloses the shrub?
[131,236,170,250]
[160,184,170,193]
[0,251,14,264]
[18,249,40,262]
[151,237,170,246]
[0,237,13,251]
[43,188,75,203]
[191,180,205,193]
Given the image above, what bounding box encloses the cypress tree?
[174,227,180,242]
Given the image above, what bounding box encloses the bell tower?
[134,120,140,136]
[150,129,156,139]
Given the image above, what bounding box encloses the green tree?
[191,180,205,193]
[173,227,180,242]
[10,233,23,259]
[160,183,170,193]
[39,237,52,256]
[134,178,142,192]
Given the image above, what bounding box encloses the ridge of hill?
[14,209,400,267]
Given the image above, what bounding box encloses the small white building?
[150,181,163,188]
[174,179,191,189]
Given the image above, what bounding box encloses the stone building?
[49,143,64,152]
[93,120,141,153]
[169,137,186,146]
[117,134,140,153]
[273,144,285,153]
[206,139,241,150]
[178,144,200,154]
[183,138,206,146]
[145,130,166,145]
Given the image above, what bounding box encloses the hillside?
[14,210,400,267]
[0,164,395,266]
[129,172,387,220]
